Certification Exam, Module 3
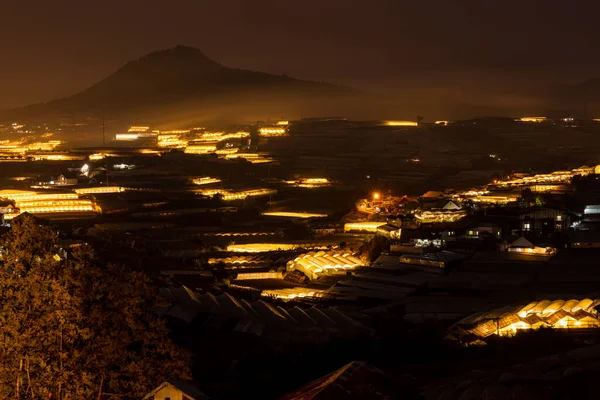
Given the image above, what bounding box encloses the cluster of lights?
[224,153,274,164]
[113,163,136,170]
[0,139,64,157]
[17,199,92,207]
[30,154,85,161]
[74,186,125,194]
[192,177,221,186]
[184,144,217,154]
[459,189,489,197]
[227,243,299,253]
[0,190,79,201]
[508,246,556,256]
[208,256,256,265]
[197,188,277,201]
[384,120,418,127]
[127,126,150,133]
[355,192,419,216]
[344,222,387,232]
[415,210,466,223]
[0,157,27,162]
[18,204,96,214]
[88,153,106,161]
[287,178,331,188]
[0,144,28,154]
[493,166,597,188]
[518,116,547,123]
[214,148,239,155]
[261,287,328,300]
[157,134,187,148]
[135,149,162,155]
[452,165,600,206]
[262,211,328,218]
[0,190,99,219]
[467,195,519,205]
[161,130,189,135]
[259,127,287,137]
[203,232,276,237]
[26,140,63,151]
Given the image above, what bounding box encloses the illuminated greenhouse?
[287,250,364,280]
[449,298,600,344]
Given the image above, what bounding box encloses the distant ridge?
[3,45,361,123]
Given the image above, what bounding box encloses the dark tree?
[0,216,190,398]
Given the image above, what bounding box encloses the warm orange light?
[259,127,286,136]
[373,192,380,200]
[384,120,418,127]
[518,117,546,123]
[262,211,328,218]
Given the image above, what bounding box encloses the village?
[3,117,600,398]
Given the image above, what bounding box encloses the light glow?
[127,126,150,133]
[259,127,286,136]
[227,243,299,253]
[384,120,418,127]
[344,222,387,232]
[262,211,328,218]
[115,133,139,141]
[518,116,547,123]
[192,177,221,186]
[74,186,125,194]
[197,188,277,201]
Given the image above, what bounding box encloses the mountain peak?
[131,45,222,69]
[3,45,361,124]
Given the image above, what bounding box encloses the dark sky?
[2,0,600,111]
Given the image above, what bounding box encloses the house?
[35,175,57,186]
[433,199,462,211]
[0,200,17,215]
[504,236,556,256]
[56,172,79,186]
[464,222,502,239]
[144,379,209,400]
[441,229,457,242]
[519,208,570,237]
[376,223,402,239]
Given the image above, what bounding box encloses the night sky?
[2,0,600,113]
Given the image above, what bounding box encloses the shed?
[144,379,209,400]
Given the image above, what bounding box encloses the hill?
[2,46,364,125]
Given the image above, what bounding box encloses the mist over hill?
[5,45,600,127]
[2,46,376,126]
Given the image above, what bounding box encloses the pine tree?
[0,216,190,398]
